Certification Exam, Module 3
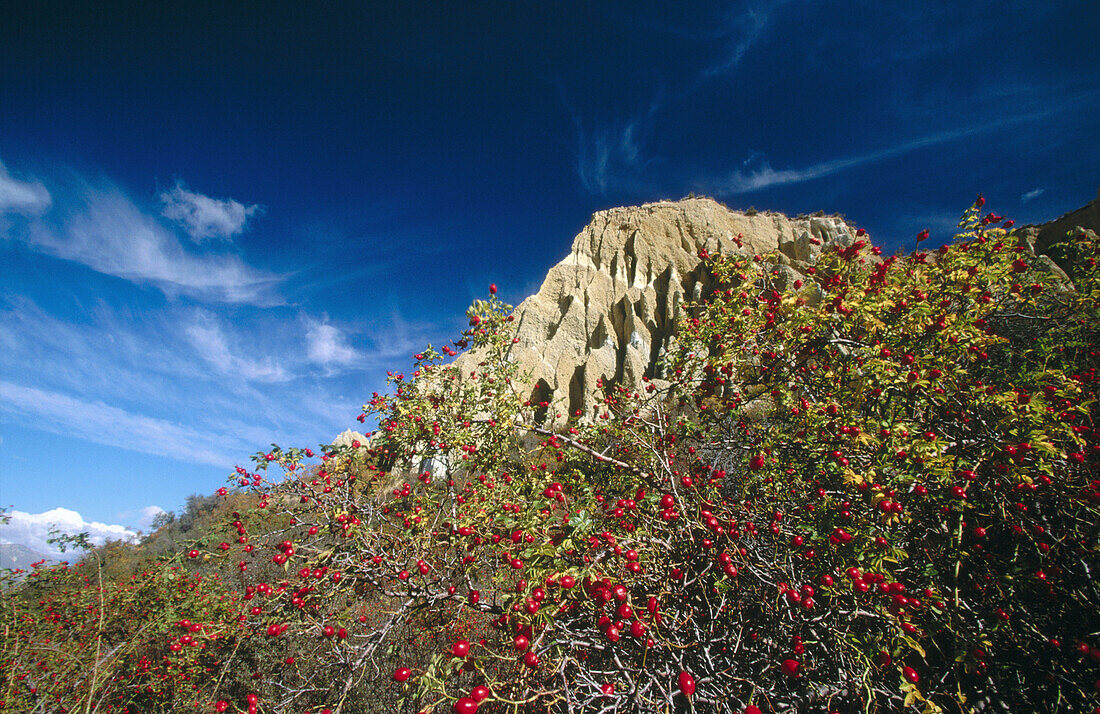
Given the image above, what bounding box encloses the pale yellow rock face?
[1021,187,1100,269]
[332,429,367,448]
[456,197,861,424]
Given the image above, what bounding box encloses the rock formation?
[349,190,1097,449]
[455,198,862,423]
[1019,187,1100,272]
[332,429,367,448]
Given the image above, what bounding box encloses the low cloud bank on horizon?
[1,506,166,560]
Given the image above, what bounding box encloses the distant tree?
[149,509,176,531]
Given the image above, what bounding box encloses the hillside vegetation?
[2,199,1098,714]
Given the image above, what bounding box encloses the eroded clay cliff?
[456,197,862,423]
[1019,188,1100,271]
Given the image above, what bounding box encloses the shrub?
[1,560,242,712]
[3,199,1097,713]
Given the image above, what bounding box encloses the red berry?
[454,697,479,714]
[781,659,800,677]
[678,671,696,696]
[394,667,412,682]
[903,666,919,684]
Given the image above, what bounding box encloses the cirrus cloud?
[0,380,245,468]
[184,311,292,383]
[1021,188,1045,203]
[305,318,361,370]
[8,172,286,305]
[0,160,51,216]
[159,180,263,242]
[706,104,1076,196]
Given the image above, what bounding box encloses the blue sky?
[1,1,1097,551]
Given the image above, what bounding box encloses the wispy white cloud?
[0,295,364,468]
[709,107,1067,195]
[51,184,283,304]
[699,3,775,78]
[0,508,137,560]
[0,295,206,405]
[184,311,292,382]
[305,318,361,369]
[1021,188,1045,203]
[0,160,51,216]
[0,163,284,305]
[717,156,846,194]
[0,380,245,468]
[572,105,661,195]
[575,124,625,195]
[570,3,781,195]
[159,181,262,242]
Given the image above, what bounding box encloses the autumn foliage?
[3,199,1099,713]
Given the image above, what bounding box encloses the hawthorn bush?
[1,559,242,712]
[3,199,1098,713]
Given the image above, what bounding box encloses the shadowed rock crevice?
[568,363,585,418]
[589,316,609,351]
[530,379,552,425]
